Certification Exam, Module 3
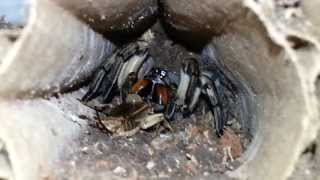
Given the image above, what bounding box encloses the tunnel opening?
[52,16,256,179]
[0,0,313,180]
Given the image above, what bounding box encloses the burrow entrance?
[0,0,309,180]
[53,17,256,179]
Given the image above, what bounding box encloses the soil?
[55,113,247,180]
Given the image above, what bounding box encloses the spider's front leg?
[200,71,225,136]
[176,58,226,136]
[81,43,153,103]
[81,52,123,103]
[176,58,202,113]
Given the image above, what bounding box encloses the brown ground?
[55,110,248,180]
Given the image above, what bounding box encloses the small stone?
[69,161,76,167]
[305,169,311,175]
[81,146,89,152]
[113,166,127,175]
[100,15,106,20]
[175,159,180,167]
[145,145,155,156]
[146,161,155,170]
[186,153,199,165]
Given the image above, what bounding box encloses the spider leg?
[201,71,225,136]
[81,48,123,103]
[176,58,202,113]
[81,68,109,102]
[81,43,152,103]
